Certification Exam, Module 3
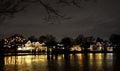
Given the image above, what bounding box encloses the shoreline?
[2,51,116,56]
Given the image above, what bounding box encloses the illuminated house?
[70,45,82,51]
[57,43,64,49]
[89,42,113,52]
[17,40,47,52]
[89,42,103,51]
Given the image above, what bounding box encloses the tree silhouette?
[39,35,47,43]
[39,35,57,54]
[28,35,37,42]
[82,37,93,52]
[61,37,72,51]
[75,34,85,45]
[0,0,96,23]
[109,34,120,52]
[45,35,57,48]
[96,37,104,42]
[2,34,26,53]
[39,35,56,48]
[75,35,94,51]
[0,39,4,55]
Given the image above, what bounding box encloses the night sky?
[0,0,120,40]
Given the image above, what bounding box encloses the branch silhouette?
[0,0,96,23]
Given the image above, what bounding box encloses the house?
[17,40,47,52]
[70,45,82,51]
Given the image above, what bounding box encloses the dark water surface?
[1,53,120,71]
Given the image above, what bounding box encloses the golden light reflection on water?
[3,53,114,71]
[71,53,114,71]
[4,55,48,65]
[89,53,104,70]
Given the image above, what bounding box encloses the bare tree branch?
[71,0,81,8]
[0,0,24,14]
[0,0,96,23]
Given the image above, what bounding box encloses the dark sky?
[0,0,120,40]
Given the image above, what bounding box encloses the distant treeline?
[0,34,120,54]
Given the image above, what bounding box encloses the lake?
[1,53,120,71]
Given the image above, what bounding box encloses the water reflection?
[0,56,4,71]
[5,55,47,65]
[1,53,120,71]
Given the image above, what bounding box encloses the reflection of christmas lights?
[4,55,48,65]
